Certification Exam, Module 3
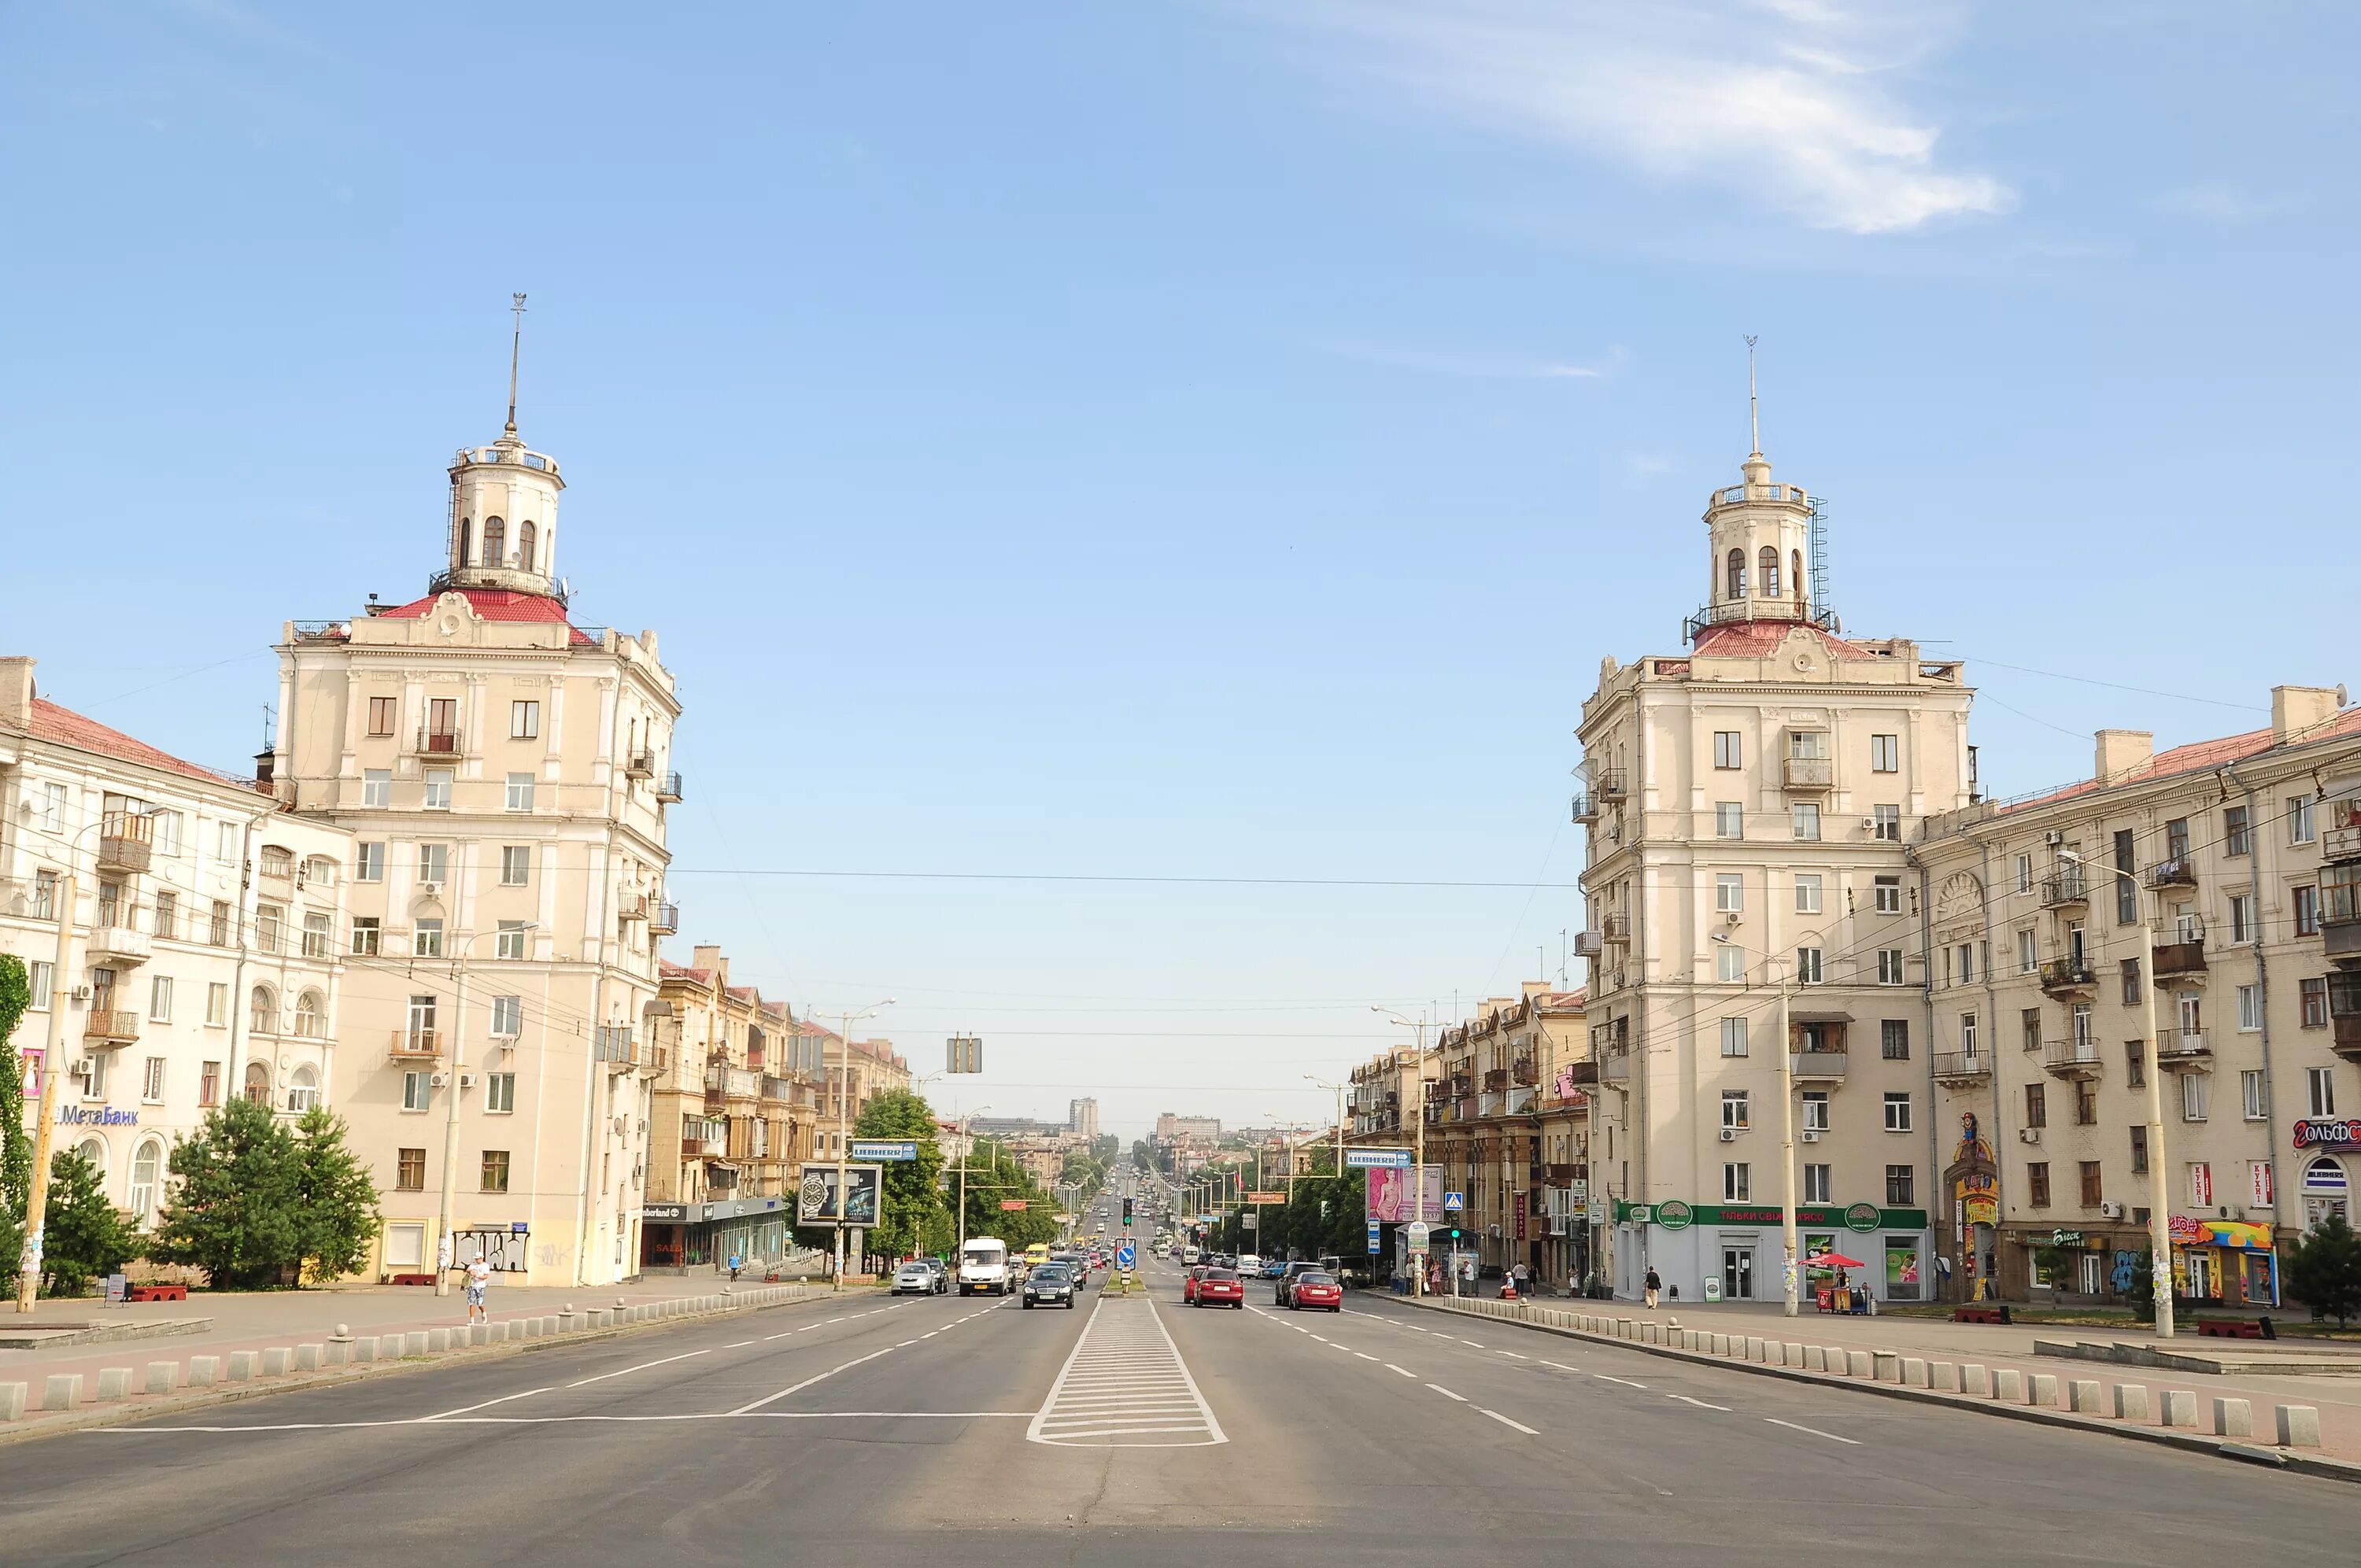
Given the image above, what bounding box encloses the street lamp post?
[1373,1007,1433,1294]
[826,999,895,1289]
[954,1108,989,1260]
[16,860,84,1312]
[1304,1074,1347,1171]
[432,923,538,1297]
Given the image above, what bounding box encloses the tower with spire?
[441,293,567,600]
[1693,339,1826,640]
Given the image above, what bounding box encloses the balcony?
[1782,755,1834,791]
[1602,913,1631,946]
[1423,1104,1445,1125]
[1574,929,1604,958]
[1448,1073,1473,1096]
[696,1133,728,1158]
[650,900,680,935]
[2039,958,2097,996]
[2147,858,2197,891]
[1789,1050,1848,1081]
[592,1026,636,1067]
[2152,940,2208,979]
[412,728,463,758]
[2324,810,2361,865]
[83,1010,141,1047]
[1571,793,1596,823]
[2333,1013,2361,1063]
[2155,1032,2211,1069]
[1931,1050,1991,1086]
[760,1074,796,1105]
[625,751,656,780]
[390,1029,442,1061]
[657,771,684,803]
[1592,769,1628,801]
[86,923,151,965]
[1561,1060,1598,1087]
[1512,1057,1539,1087]
[2039,872,2089,909]
[95,812,153,875]
[2043,1039,2104,1078]
[1483,1068,1509,1091]
[617,897,648,925]
[1600,1048,1630,1083]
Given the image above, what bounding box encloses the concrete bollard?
[295,1344,323,1371]
[2115,1384,2149,1422]
[146,1362,179,1396]
[352,1336,375,1364]
[488,1321,507,1343]
[542,1315,560,1336]
[1846,1351,1874,1378]
[189,1356,220,1387]
[426,1329,452,1354]
[2160,1389,2198,1428]
[2026,1373,2060,1408]
[228,1352,260,1382]
[558,1311,578,1334]
[589,1309,609,1330]
[261,1348,294,1376]
[2213,1397,2254,1438]
[1929,1361,1959,1392]
[95,1367,134,1402]
[405,1332,430,1358]
[42,1374,83,1411]
[521,1317,541,1338]
[1781,1342,1804,1367]
[327,1340,350,1367]
[1803,1345,1827,1371]
[2067,1379,2104,1414]
[1992,1369,2024,1402]
[1961,1363,1990,1397]
[2276,1405,2322,1448]
[1873,1352,1901,1383]
[380,1334,406,1360]
[0,1383,24,1421]
[1901,1357,1928,1387]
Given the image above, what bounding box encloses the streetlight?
[431,922,538,1297]
[1304,1074,1347,1171]
[823,998,895,1289]
[1712,932,1802,1319]
[2059,850,2176,1339]
[1373,1006,1434,1294]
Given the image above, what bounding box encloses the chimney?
[0,655,34,732]
[692,943,724,983]
[2094,729,2153,787]
[2272,684,2341,746]
[253,748,275,793]
[1523,980,1550,999]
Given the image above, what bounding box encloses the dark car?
[1275,1260,1325,1307]
[1023,1264,1077,1310]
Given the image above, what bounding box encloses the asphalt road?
[3,1249,2355,1566]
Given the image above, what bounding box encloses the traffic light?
[1449,1225,1461,1242]
[1122,1197,1133,1227]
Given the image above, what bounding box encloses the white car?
[1236,1253,1262,1276]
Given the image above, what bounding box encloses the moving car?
[1275,1260,1325,1307]
[959,1237,1013,1297]
[1194,1267,1245,1309]
[1023,1264,1078,1310]
[1236,1254,1262,1276]
[1262,1259,1288,1280]
[1181,1264,1208,1304]
[1288,1271,1343,1312]
[890,1260,946,1297]
[1181,1247,1202,1266]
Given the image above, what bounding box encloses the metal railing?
[97,811,154,873]
[657,771,684,802]
[2152,939,2208,976]
[390,1029,442,1059]
[2039,958,2097,991]
[1931,1050,1990,1081]
[2042,1039,2104,1074]
[2148,858,2197,890]
[412,729,461,757]
[83,1010,141,1045]
[1783,755,1834,789]
[2040,871,2089,907]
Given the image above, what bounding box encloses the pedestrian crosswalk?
[1026,1297,1225,1448]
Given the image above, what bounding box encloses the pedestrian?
[1513,1261,1530,1298]
[1643,1266,1661,1310]
[728,1251,743,1282]
[465,1253,492,1325]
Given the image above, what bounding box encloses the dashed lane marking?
[1481,1409,1539,1434]
[566,1348,711,1389]
[1596,1374,1648,1389]
[1766,1418,1859,1445]
[727,1346,896,1415]
[1385,1364,1416,1378]
[1670,1395,1731,1411]
[1426,1384,1468,1402]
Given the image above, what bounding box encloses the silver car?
[890,1261,940,1297]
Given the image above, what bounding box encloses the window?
[1801,1090,1829,1131]
[481,1150,511,1194]
[1789,730,1827,761]
[2079,1161,2104,1208]
[2126,1039,2145,1089]
[1875,875,1901,914]
[131,1139,163,1225]
[1870,734,1899,773]
[294,990,324,1038]
[1723,1163,1751,1201]
[2182,1072,2209,1122]
[2071,1002,2093,1048]
[1726,548,1746,600]
[2015,853,2035,895]
[1715,802,1742,839]
[2237,984,2263,1032]
[486,1072,516,1113]
[511,699,540,740]
[142,1056,166,1103]
[414,919,445,958]
[1954,943,1976,986]
[505,772,535,811]
[518,520,537,572]
[27,961,52,1012]
[1794,946,1823,984]
[32,870,57,921]
[1882,1018,1910,1059]
[1792,802,1821,841]
[1883,1092,1912,1132]
[1713,732,1741,769]
[1803,1164,1832,1204]
[2296,885,2320,937]
[81,1052,109,1101]
[501,846,531,886]
[419,843,449,883]
[1795,874,1823,914]
[1721,1090,1750,1130]
[2120,958,2141,1005]
[495,921,530,960]
[41,781,66,832]
[356,842,385,882]
[286,1064,320,1114]
[424,769,453,809]
[2076,1079,2099,1124]
[1716,944,1745,983]
[153,891,177,941]
[147,975,173,1023]
[2242,1069,2267,1120]
[242,1061,270,1106]
[2024,1083,2048,1127]
[2290,795,2316,846]
[2252,1160,2276,1208]
[1885,1165,1916,1205]
[1872,803,1901,841]
[2225,805,2251,857]
[402,1072,431,1112]
[2028,1163,2052,1208]
[1877,949,1905,985]
[397,1147,427,1190]
[250,985,277,1034]
[197,1060,220,1107]
[205,982,227,1028]
[1760,546,1780,597]
[2303,976,2329,1028]
[255,903,283,954]
[216,820,238,862]
[2230,895,2256,945]
[352,917,381,956]
[363,769,391,808]
[2164,817,2189,863]
[2114,829,2138,925]
[2013,928,2034,976]
[1720,1017,1749,1057]
[2307,1067,2336,1119]
[490,995,523,1037]
[302,911,331,958]
[2130,1125,2149,1175]
[368,695,397,736]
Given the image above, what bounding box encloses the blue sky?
[3,2,2353,1138]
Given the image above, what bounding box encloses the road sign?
[1406,1221,1431,1251]
[999,1199,1029,1212]
[1247,1190,1288,1204]
[1344,1148,1413,1170]
[1442,1191,1465,1212]
[1117,1243,1136,1269]
[849,1139,918,1162]
[1365,1220,1381,1254]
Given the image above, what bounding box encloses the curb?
[0,1286,854,1448]
[1390,1296,2359,1486]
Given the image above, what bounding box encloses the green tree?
[955,1140,1059,1251]
[39,1146,140,1297]
[851,1089,947,1260]
[0,954,33,1272]
[290,1107,382,1284]
[148,1098,301,1289]
[2289,1212,2361,1327]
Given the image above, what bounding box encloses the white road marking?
[566,1348,711,1389]
[727,1346,896,1415]
[1354,1352,1379,1361]
[109,1411,1037,1433]
[1481,1409,1539,1434]
[422,1387,554,1420]
[1028,1298,1224,1448]
[1539,1360,1580,1372]
[1766,1418,1859,1445]
[1458,1338,1485,1348]
[1596,1374,1648,1389]
[726,1341,753,1348]
[1496,1350,1528,1360]
[1426,1384,1468,1402]
[1385,1363,1416,1378]
[1669,1395,1732,1411]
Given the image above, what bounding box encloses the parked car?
[1023,1264,1078,1310]
[1275,1260,1325,1307]
[1288,1271,1343,1312]
[1194,1267,1246,1309]
[1262,1258,1288,1279]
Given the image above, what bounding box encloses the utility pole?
[16,871,78,1312]
[826,1000,894,1290]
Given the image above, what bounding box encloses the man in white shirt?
[465,1253,493,1325]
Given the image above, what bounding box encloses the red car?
[1180,1264,1208,1304]
[1194,1267,1246,1309]
[1288,1271,1343,1312]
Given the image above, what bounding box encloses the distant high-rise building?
[1068,1096,1099,1140]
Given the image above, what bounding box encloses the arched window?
[457,518,472,566]
[75,1136,107,1186]
[1793,549,1805,601]
[1759,547,1780,598]
[286,1064,320,1115]
[482,516,505,570]
[131,1138,164,1226]
[242,1061,272,1106]
[294,989,324,1039]
[517,521,536,574]
[250,984,278,1035]
[1725,548,1746,601]
[303,856,336,887]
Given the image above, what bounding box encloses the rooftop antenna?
[504,292,527,437]
[1745,334,1761,457]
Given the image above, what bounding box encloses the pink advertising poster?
[1366,1165,1443,1223]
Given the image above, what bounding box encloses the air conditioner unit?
[419,881,442,895]
[69,1057,94,1079]
[612,1114,628,1135]
[71,984,92,1002]
[2019,1127,2041,1144]
[1719,1127,1738,1142]
[1722,910,1740,925]
[459,1072,475,1089]
[2043,830,2064,847]
[2099,1200,2125,1219]
[1801,1129,1822,1143]
[430,1072,450,1087]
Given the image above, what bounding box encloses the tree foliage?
[851,1090,948,1261]
[290,1107,382,1283]
[2289,1212,2361,1327]
[39,1146,139,1297]
[0,954,32,1273]
[149,1098,381,1289]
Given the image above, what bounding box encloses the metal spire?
[504,293,527,437]
[1745,334,1761,458]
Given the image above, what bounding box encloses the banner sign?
[850,1139,918,1162]
[1345,1148,1413,1169]
[2293,1117,2361,1150]
[796,1162,884,1226]
[1247,1191,1288,1204]
[999,1199,1029,1212]
[1616,1200,1928,1232]
[1365,1164,1443,1224]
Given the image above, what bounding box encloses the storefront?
[2169,1216,2278,1308]
[2001,1223,2150,1301]
[638,1194,797,1275]
[1613,1199,1931,1304]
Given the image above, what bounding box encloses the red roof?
[2004,709,2361,814]
[26,698,249,788]
[1690,621,1875,662]
[377,588,597,645]
[659,960,709,982]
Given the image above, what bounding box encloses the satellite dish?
[2338,684,2349,709]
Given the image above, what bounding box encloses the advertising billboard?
[1366,1164,1445,1224]
[796,1162,884,1226]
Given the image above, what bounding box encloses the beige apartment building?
[1579,445,1975,1306]
[1918,691,2361,1307]
[271,411,682,1286]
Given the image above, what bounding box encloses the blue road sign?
[1365,1220,1381,1254]
[849,1139,918,1162]
[1443,1191,1465,1212]
[1117,1243,1136,1270]
[1344,1148,1414,1169]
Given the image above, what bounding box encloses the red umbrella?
[1806,1251,1866,1269]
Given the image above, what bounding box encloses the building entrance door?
[1722,1246,1755,1301]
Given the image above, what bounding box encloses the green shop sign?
[1614,1201,1927,1234]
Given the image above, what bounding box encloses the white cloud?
[1246,0,2013,234]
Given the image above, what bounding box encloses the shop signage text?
[2293,1117,2361,1150]
[57,1105,139,1127]
[1617,1200,1928,1233]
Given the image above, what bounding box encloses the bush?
[147,1098,301,1289]
[2289,1212,2361,1328]
[39,1146,140,1297]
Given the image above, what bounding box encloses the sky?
[3,2,2355,1141]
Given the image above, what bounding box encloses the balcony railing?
[657,771,684,803]
[650,901,680,935]
[87,924,152,965]
[625,751,656,780]
[2043,1039,2104,1077]
[1600,1047,1630,1082]
[1512,1057,1539,1087]
[390,1029,443,1060]
[2039,958,2097,994]
[1789,1050,1848,1080]
[412,729,462,757]
[2152,940,2208,978]
[2156,1032,2210,1067]
[1571,793,1595,823]
[1574,929,1604,957]
[617,897,648,924]
[2148,858,2197,891]
[1591,769,1628,800]
[96,812,154,874]
[83,1010,141,1046]
[1602,913,1631,944]
[760,1074,796,1103]
[1783,755,1834,790]
[2333,1013,2361,1062]
[1931,1050,1991,1083]
[1483,1068,1509,1091]
[2039,871,2089,909]
[2323,818,2361,865]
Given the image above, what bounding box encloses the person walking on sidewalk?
[1643,1267,1661,1309]
[464,1253,492,1326]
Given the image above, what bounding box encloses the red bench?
[124,1283,187,1303]
[1953,1304,2011,1325]
[389,1272,439,1287]
[2196,1316,2274,1340]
